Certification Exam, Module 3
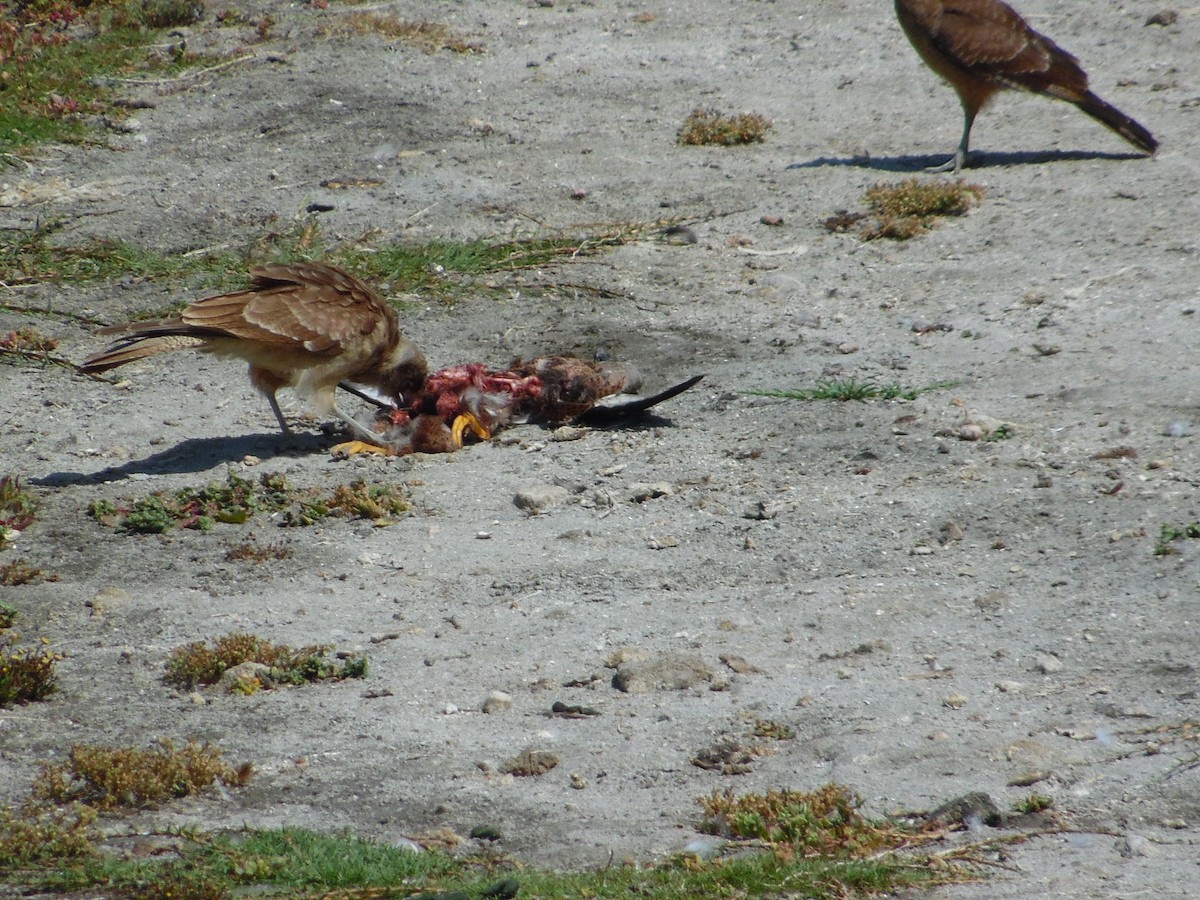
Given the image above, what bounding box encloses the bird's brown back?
[82,262,401,373]
[895,0,1088,106]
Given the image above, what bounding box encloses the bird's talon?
[451,412,491,448]
[331,439,394,459]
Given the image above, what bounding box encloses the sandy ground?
[3,0,1200,895]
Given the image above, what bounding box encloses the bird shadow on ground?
[788,148,1147,172]
[33,432,330,487]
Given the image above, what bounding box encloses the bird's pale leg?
[266,391,293,436]
[927,110,975,174]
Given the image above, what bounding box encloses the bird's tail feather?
[80,335,206,373]
[1076,91,1158,155]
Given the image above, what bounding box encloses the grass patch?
[33,738,252,810]
[677,107,772,146]
[1,216,655,307]
[0,475,37,550]
[0,0,240,154]
[0,601,61,708]
[88,471,409,534]
[0,559,55,585]
[4,804,964,898]
[749,377,957,402]
[824,179,984,240]
[1154,521,1200,556]
[321,13,483,53]
[165,631,367,692]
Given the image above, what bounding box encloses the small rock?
[500,748,559,777]
[482,690,513,714]
[188,692,207,705]
[1164,421,1191,437]
[629,482,674,502]
[646,535,679,550]
[719,654,760,674]
[443,703,459,715]
[940,522,965,543]
[549,426,586,442]
[1035,653,1064,674]
[682,836,725,858]
[219,661,271,693]
[958,423,984,441]
[911,545,935,556]
[927,792,1003,827]
[743,499,779,520]
[1007,770,1051,787]
[569,772,586,789]
[1120,834,1159,858]
[836,342,859,355]
[942,692,968,710]
[995,680,1024,693]
[609,649,714,693]
[759,214,783,226]
[1145,10,1179,27]
[513,484,569,513]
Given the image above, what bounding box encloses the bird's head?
[375,337,428,405]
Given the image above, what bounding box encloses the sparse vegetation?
[0,601,60,707]
[823,178,984,240]
[1154,521,1200,556]
[0,475,36,550]
[33,738,251,810]
[749,377,957,402]
[223,537,292,562]
[0,801,965,898]
[0,0,235,153]
[0,644,60,706]
[1013,794,1054,814]
[698,784,905,856]
[322,13,483,53]
[1,216,660,305]
[165,632,367,691]
[677,107,772,146]
[88,471,409,533]
[0,800,98,868]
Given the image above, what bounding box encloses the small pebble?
[513,484,569,513]
[1035,653,1063,674]
[959,423,984,441]
[482,691,513,714]
[1164,421,1191,437]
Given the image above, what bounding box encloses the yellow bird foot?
[451,412,491,448]
[331,440,394,459]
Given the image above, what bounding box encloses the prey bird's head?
[375,336,428,405]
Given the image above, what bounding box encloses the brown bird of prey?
[80,262,428,446]
[893,0,1158,173]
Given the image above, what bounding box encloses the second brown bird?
[893,0,1158,172]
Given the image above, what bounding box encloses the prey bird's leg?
[333,408,392,449]
[338,381,395,410]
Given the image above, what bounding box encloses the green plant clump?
[677,107,772,146]
[165,632,368,691]
[749,377,957,403]
[32,738,251,810]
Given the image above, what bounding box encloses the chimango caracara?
[894,0,1158,172]
[80,262,427,446]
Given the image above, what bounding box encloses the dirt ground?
[3,0,1200,895]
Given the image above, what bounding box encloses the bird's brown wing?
[928,0,1088,99]
[181,262,392,354]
